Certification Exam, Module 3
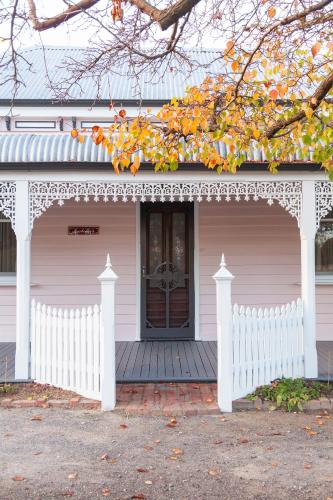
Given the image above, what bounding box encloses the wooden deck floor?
[0,341,217,383]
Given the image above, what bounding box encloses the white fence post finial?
[213,254,234,412]
[98,253,118,411]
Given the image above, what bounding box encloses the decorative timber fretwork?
[0,182,16,229]
[29,181,303,229]
[315,181,333,228]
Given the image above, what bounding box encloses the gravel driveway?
[1,408,333,499]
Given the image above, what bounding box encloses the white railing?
[213,255,305,412]
[232,300,304,400]
[30,255,118,410]
[31,302,102,400]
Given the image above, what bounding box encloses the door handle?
[142,266,146,276]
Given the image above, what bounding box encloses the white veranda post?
[300,180,318,378]
[213,255,234,412]
[98,254,118,411]
[15,180,31,380]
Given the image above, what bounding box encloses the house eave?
[0,161,322,171]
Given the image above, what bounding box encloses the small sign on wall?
[68,226,100,236]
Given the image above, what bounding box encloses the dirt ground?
[0,383,78,400]
[0,408,333,500]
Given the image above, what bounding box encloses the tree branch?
[128,0,200,30]
[264,69,333,139]
[27,0,100,31]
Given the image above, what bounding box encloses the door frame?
[136,201,199,341]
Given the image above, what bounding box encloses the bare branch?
[27,0,100,31]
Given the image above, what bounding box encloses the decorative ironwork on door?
[141,203,194,340]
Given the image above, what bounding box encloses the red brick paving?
[0,383,219,416]
[116,383,219,416]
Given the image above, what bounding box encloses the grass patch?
[247,378,333,412]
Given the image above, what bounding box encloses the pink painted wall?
[0,201,137,342]
[0,200,333,342]
[199,199,320,339]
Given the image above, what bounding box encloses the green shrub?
[0,383,16,394]
[247,378,331,412]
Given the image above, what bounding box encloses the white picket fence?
[214,255,305,412]
[30,255,118,410]
[232,300,304,400]
[31,302,102,400]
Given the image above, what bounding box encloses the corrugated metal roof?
[0,46,224,102]
[0,134,313,163]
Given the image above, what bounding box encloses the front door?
[141,202,194,340]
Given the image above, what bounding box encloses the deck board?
[0,341,217,383]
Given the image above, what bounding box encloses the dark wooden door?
[141,203,194,340]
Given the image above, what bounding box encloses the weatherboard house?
[0,46,333,410]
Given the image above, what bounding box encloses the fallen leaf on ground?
[108,458,117,464]
[102,487,110,496]
[60,491,74,497]
[303,425,312,431]
[100,453,110,461]
[12,476,25,481]
[144,445,153,451]
[326,476,333,481]
[213,440,223,445]
[137,468,148,473]
[32,451,43,456]
[307,431,318,436]
[239,437,249,444]
[169,456,178,460]
[119,423,128,429]
[31,415,43,421]
[144,480,152,485]
[166,418,177,428]
[220,416,227,422]
[68,473,77,480]
[304,464,312,469]
[172,448,183,455]
[208,469,219,476]
[131,495,145,499]
[271,462,278,468]
[154,439,161,444]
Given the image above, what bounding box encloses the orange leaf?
[119,109,126,119]
[172,448,183,455]
[102,488,110,497]
[100,453,110,461]
[269,89,278,100]
[231,60,239,72]
[268,6,276,18]
[131,495,145,499]
[226,40,234,51]
[70,129,78,139]
[31,414,43,421]
[311,42,321,57]
[208,469,219,476]
[239,437,249,444]
[137,468,148,473]
[120,423,128,429]
[12,476,25,481]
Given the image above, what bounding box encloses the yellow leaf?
[231,60,239,72]
[268,6,276,18]
[253,128,260,140]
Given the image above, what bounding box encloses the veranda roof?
[0,133,316,165]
